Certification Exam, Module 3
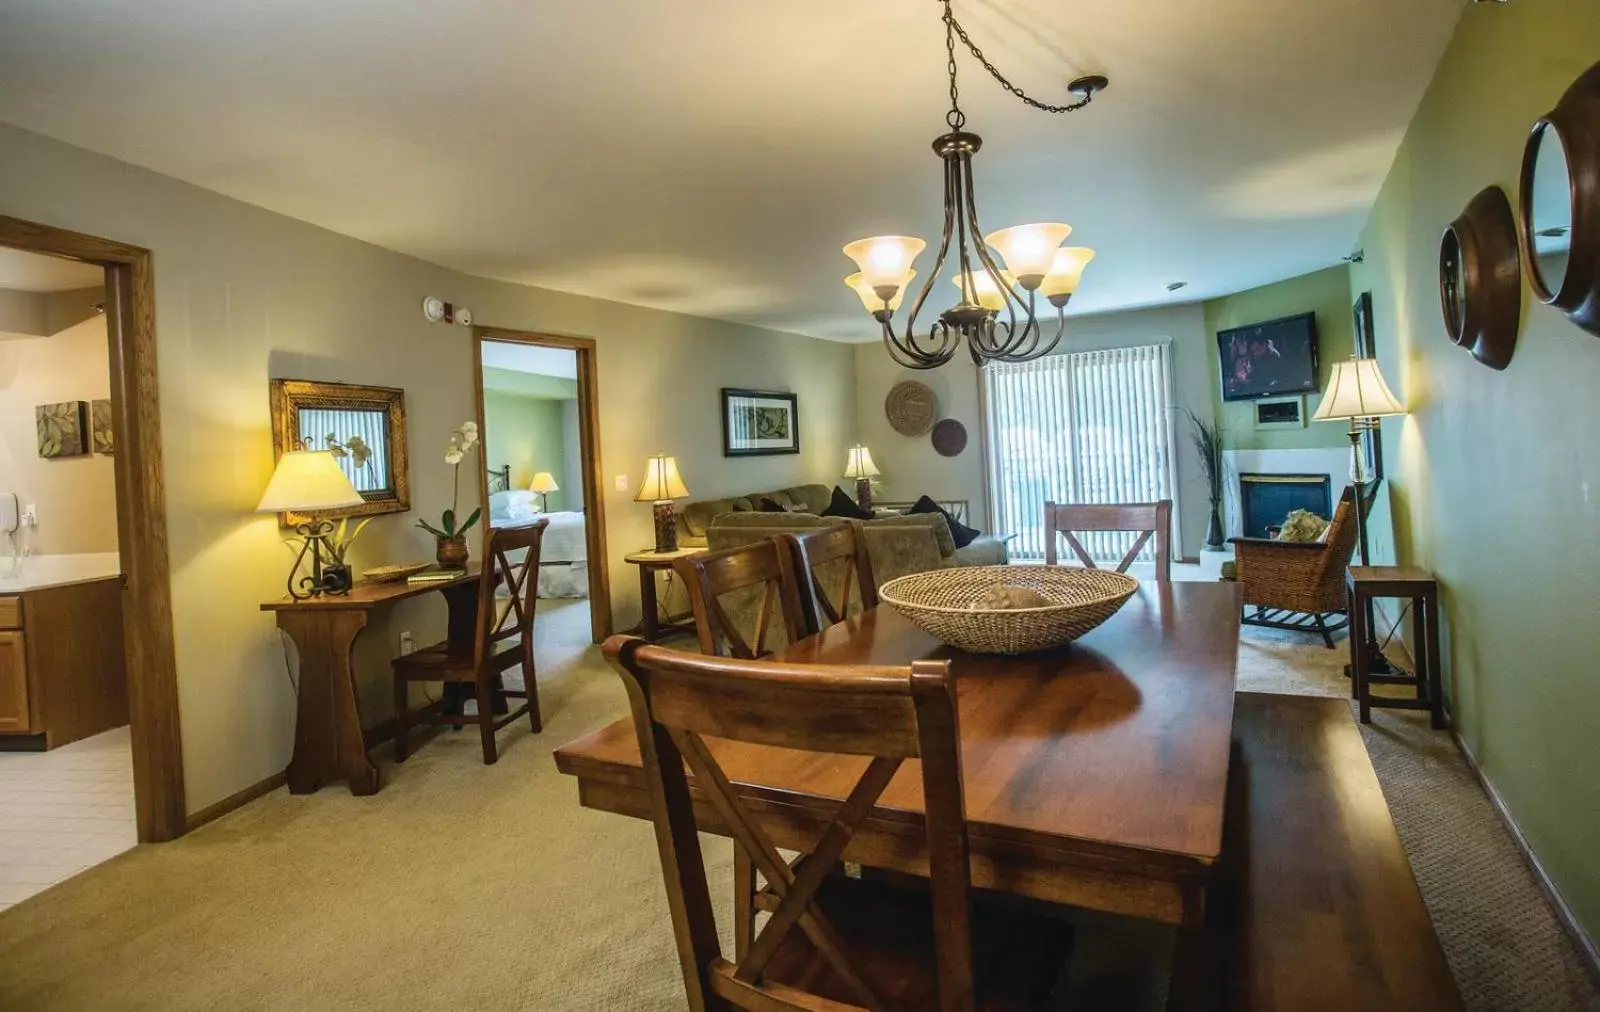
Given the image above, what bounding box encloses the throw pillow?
[821,485,874,520]
[1276,509,1330,543]
[756,497,789,513]
[908,495,980,549]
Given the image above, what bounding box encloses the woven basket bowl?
[879,565,1140,655]
[363,561,432,584]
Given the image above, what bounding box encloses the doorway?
[0,216,185,850]
[470,327,612,646]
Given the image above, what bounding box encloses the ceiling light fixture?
[842,0,1107,369]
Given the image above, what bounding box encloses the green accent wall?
[1203,265,1355,451]
[1350,1,1600,946]
[482,367,577,400]
[483,389,571,511]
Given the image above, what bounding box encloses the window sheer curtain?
[983,343,1179,564]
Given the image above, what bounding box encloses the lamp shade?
[528,472,559,493]
[256,450,365,513]
[1313,358,1406,421]
[842,236,926,292]
[984,223,1072,284]
[634,454,690,503]
[845,271,914,313]
[951,269,1018,311]
[843,445,881,479]
[1039,247,1097,299]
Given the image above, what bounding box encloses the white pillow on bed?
[489,489,542,520]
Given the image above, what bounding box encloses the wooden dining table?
[554,579,1242,928]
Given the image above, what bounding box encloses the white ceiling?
[0,248,104,294]
[0,0,1461,341]
[481,341,578,379]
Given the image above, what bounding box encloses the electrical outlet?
[614,474,629,492]
[398,631,415,656]
[20,504,37,526]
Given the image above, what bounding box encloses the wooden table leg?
[640,564,663,642]
[277,609,380,796]
[1351,588,1371,722]
[1422,590,1445,729]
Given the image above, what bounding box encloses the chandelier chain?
[940,0,1096,117]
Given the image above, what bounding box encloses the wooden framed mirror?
[1439,185,1521,371]
[1518,60,1600,337]
[269,379,410,522]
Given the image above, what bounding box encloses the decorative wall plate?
[931,418,968,457]
[885,380,937,436]
[1439,185,1521,370]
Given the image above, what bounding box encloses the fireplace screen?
[1238,474,1331,539]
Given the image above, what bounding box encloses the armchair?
[1229,486,1359,648]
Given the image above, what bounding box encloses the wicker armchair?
[1228,486,1359,648]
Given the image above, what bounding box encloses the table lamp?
[843,445,881,509]
[528,471,559,512]
[634,453,690,553]
[258,450,366,600]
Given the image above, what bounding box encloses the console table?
[262,570,481,795]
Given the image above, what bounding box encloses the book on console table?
[406,568,467,585]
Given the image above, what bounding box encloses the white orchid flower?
[445,449,464,465]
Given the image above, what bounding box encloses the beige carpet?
[1,603,1596,1011]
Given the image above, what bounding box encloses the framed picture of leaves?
[36,401,87,458]
[721,388,800,457]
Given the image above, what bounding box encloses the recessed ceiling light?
[1166,281,1189,292]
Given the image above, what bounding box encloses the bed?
[488,487,589,598]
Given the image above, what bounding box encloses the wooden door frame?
[472,326,614,643]
[0,214,186,842]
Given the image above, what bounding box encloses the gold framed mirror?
[269,378,410,522]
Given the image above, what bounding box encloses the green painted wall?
[1350,0,1600,945]
[1203,265,1355,451]
[483,389,570,511]
[482,367,577,399]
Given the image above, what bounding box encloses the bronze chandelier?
[842,0,1107,369]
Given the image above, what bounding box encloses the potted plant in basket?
[1186,408,1225,550]
[415,421,482,568]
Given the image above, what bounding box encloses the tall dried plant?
[1186,408,1223,508]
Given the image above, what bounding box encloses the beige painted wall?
[0,291,117,554]
[0,121,856,815]
[1348,1,1600,942]
[852,302,1217,556]
[483,389,569,511]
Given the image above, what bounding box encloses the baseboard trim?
[186,770,287,832]
[1450,729,1600,987]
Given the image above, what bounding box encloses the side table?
[1346,566,1446,728]
[624,548,701,643]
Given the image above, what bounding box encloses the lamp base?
[855,477,873,511]
[651,501,679,553]
[288,522,352,600]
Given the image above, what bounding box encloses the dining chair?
[1044,499,1173,582]
[603,635,1074,1011]
[783,522,879,636]
[391,519,548,765]
[672,539,809,659]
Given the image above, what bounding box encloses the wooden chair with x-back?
[1044,500,1173,582]
[672,539,809,660]
[603,636,1075,1011]
[783,522,879,637]
[392,519,548,765]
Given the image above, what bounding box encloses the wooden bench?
[1171,692,1464,1010]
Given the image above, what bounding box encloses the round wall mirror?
[1518,60,1600,337]
[1439,186,1521,371]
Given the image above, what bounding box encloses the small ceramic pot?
[436,536,469,570]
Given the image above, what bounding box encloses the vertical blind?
[983,343,1178,564]
[297,408,390,493]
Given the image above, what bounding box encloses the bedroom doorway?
[470,327,612,647]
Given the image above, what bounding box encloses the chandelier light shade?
[841,0,1108,369]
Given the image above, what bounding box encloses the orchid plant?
[323,433,375,487]
[415,421,482,541]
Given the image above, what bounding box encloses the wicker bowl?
[363,562,432,584]
[878,566,1139,655]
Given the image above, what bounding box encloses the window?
[983,343,1178,563]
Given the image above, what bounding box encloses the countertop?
[0,552,122,593]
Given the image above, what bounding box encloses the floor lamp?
[1312,356,1405,671]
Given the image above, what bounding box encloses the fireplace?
[1238,473,1332,539]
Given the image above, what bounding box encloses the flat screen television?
[1217,311,1320,401]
